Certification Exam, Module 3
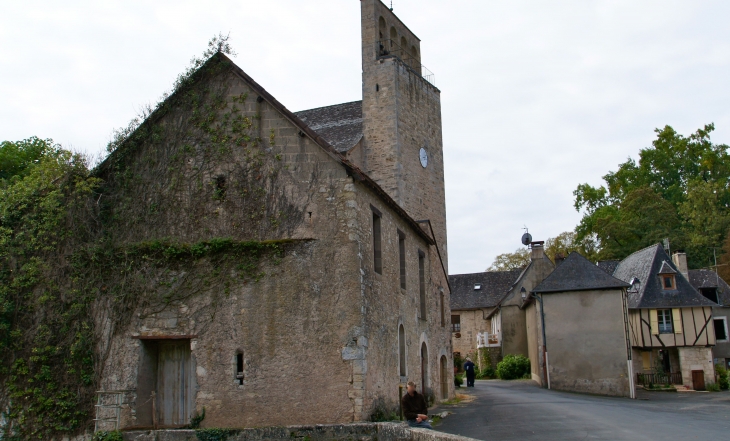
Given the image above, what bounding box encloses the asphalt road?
[435,380,730,441]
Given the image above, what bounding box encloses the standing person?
[401,381,432,430]
[464,357,476,387]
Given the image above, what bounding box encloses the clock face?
[419,147,428,168]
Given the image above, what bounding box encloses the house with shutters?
[613,244,718,390]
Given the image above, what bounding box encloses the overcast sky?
[2,1,729,275]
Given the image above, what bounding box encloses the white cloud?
[2,0,729,274]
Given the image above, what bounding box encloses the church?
[95,0,452,429]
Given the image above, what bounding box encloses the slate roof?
[532,252,629,294]
[613,244,717,309]
[597,260,620,275]
[688,269,730,307]
[449,270,522,310]
[294,101,363,152]
[658,261,677,275]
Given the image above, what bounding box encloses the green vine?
[195,428,238,441]
[1,33,308,440]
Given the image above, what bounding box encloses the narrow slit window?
[399,325,406,377]
[236,352,244,385]
[451,315,461,332]
[418,250,426,319]
[398,230,406,289]
[373,210,382,274]
[440,291,445,327]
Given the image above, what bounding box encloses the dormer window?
[657,260,677,290]
[474,284,481,290]
[662,275,675,290]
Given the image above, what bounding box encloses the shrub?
[454,373,464,388]
[453,353,464,372]
[706,382,721,392]
[715,365,729,390]
[496,354,531,380]
[92,431,123,441]
[476,366,495,379]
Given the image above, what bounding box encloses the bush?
[496,354,531,380]
[453,353,464,372]
[715,365,729,390]
[476,366,495,379]
[454,373,464,388]
[706,382,721,392]
[92,431,123,441]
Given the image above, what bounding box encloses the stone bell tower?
[360,0,448,266]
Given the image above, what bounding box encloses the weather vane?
[390,1,394,11]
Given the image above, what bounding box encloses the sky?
[2,0,730,275]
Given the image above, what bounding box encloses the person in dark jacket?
[463,357,476,387]
[401,381,432,429]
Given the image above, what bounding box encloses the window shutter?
[672,309,682,334]
[649,309,659,335]
[641,352,651,370]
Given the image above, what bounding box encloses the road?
[435,380,730,441]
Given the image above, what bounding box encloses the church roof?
[613,244,716,309]
[532,252,629,294]
[295,101,363,152]
[449,270,522,310]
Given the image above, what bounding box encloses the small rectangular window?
[440,291,445,327]
[372,209,382,274]
[418,250,426,319]
[236,353,244,385]
[451,315,461,332]
[662,276,675,290]
[657,309,673,334]
[398,230,406,289]
[715,318,729,341]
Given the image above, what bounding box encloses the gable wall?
[94,64,447,428]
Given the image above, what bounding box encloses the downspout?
[622,288,636,399]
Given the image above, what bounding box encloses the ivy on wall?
[1,35,306,440]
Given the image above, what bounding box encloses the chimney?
[531,241,545,261]
[672,252,689,280]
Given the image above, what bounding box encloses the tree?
[574,124,730,267]
[487,247,530,271]
[0,137,56,182]
[545,231,598,262]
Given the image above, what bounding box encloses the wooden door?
[691,370,705,391]
[157,340,194,427]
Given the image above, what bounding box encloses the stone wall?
[450,310,491,357]
[678,347,715,389]
[120,423,480,441]
[541,289,631,397]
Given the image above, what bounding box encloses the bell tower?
[360,0,448,266]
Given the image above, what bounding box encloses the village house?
[448,242,553,368]
[525,252,633,397]
[613,245,717,390]
[94,0,452,429]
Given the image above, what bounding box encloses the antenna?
[663,238,670,255]
[521,226,532,246]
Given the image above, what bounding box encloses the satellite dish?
[521,232,532,246]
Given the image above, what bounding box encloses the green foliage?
[488,230,598,270]
[453,352,464,371]
[706,382,721,392]
[573,124,730,266]
[496,354,530,380]
[487,247,529,271]
[454,374,463,387]
[196,428,238,441]
[0,137,57,182]
[476,366,495,379]
[92,431,123,441]
[716,365,729,390]
[189,406,206,429]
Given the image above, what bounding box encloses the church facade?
[94,0,452,429]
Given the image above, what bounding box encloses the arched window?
[420,342,429,393]
[379,16,387,40]
[411,46,419,63]
[390,27,397,47]
[399,325,406,377]
[440,355,448,399]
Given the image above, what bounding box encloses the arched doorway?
[420,342,429,395]
[440,355,448,399]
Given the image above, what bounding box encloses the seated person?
[401,381,432,429]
